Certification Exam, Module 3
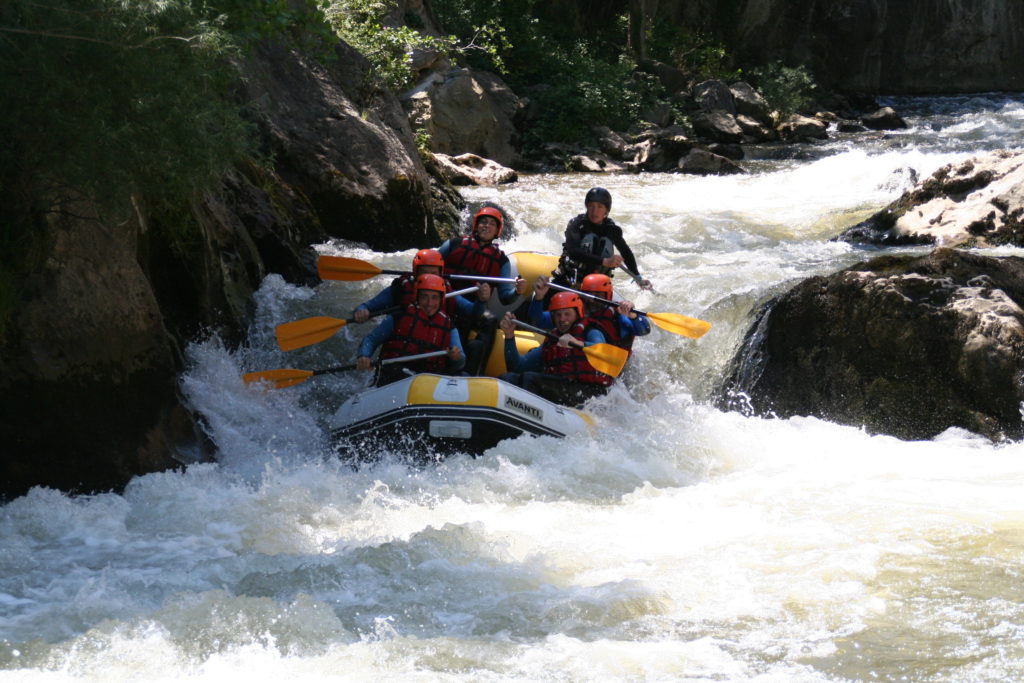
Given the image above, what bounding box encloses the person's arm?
[527,300,551,327]
[496,258,527,305]
[446,328,466,373]
[608,224,642,277]
[356,315,396,361]
[436,238,454,259]
[583,327,607,345]
[620,312,651,337]
[355,285,396,318]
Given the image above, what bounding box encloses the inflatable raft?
[328,252,597,459]
[329,372,595,460]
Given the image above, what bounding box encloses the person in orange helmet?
[356,274,464,386]
[497,292,613,407]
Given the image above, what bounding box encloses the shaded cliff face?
[730,0,1024,94]
[0,37,453,499]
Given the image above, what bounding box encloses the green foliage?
[432,0,662,146]
[324,0,453,90]
[0,0,334,337]
[750,62,818,116]
[648,23,741,82]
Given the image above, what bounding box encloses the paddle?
[274,286,479,351]
[547,281,711,339]
[317,254,519,285]
[512,320,629,378]
[243,350,450,389]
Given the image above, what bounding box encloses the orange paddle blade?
[275,316,348,351]
[645,312,711,339]
[243,368,315,389]
[317,255,384,281]
[582,342,629,378]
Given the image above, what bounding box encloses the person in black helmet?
[553,187,652,291]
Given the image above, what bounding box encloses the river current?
[4,94,1024,681]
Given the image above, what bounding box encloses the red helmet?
[473,206,504,238]
[414,273,446,299]
[412,248,444,272]
[548,291,584,320]
[581,273,613,300]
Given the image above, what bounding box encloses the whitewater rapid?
[3,93,1024,681]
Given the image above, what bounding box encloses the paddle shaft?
[317,349,449,376]
[547,281,650,316]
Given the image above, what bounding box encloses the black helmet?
[584,187,612,210]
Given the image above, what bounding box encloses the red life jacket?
[389,276,456,317]
[444,236,504,279]
[540,322,613,386]
[380,304,452,372]
[584,308,634,352]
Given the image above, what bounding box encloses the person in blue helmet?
[553,187,652,291]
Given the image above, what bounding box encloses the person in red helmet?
[553,187,652,291]
[438,204,528,374]
[527,273,650,352]
[356,274,465,386]
[351,249,484,324]
[497,292,614,407]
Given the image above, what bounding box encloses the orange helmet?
[548,291,584,319]
[412,248,444,272]
[473,206,504,238]
[414,273,446,299]
[581,273,613,300]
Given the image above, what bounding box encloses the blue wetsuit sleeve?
[584,328,607,345]
[505,339,543,373]
[448,328,466,373]
[357,315,395,358]
[620,312,651,336]
[356,287,396,316]
[528,300,551,326]
[437,238,454,259]
[497,259,520,305]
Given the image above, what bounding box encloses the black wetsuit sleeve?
[611,225,641,275]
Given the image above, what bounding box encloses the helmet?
[414,273,446,299]
[584,187,612,210]
[548,291,584,320]
[581,273,613,300]
[412,248,444,272]
[473,206,505,238]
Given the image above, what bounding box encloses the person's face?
[475,216,500,241]
[586,201,609,224]
[551,307,578,333]
[415,265,441,276]
[417,289,443,316]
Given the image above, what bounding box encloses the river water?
[4,94,1024,681]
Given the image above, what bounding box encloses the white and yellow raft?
[328,252,596,458]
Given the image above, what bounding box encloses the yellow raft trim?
[406,374,500,407]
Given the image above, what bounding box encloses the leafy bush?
[0,0,331,339]
[750,61,818,116]
[324,0,453,90]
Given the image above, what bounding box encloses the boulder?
[405,67,523,168]
[729,81,772,125]
[838,150,1024,247]
[631,128,694,172]
[777,114,828,140]
[637,59,690,95]
[678,148,745,175]
[862,106,908,130]
[693,79,737,114]
[432,153,518,185]
[718,248,1024,441]
[690,111,744,143]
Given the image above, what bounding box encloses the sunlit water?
[4,94,1024,681]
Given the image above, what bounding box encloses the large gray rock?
[242,41,441,250]
[838,150,1024,247]
[718,248,1024,441]
[405,67,523,168]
